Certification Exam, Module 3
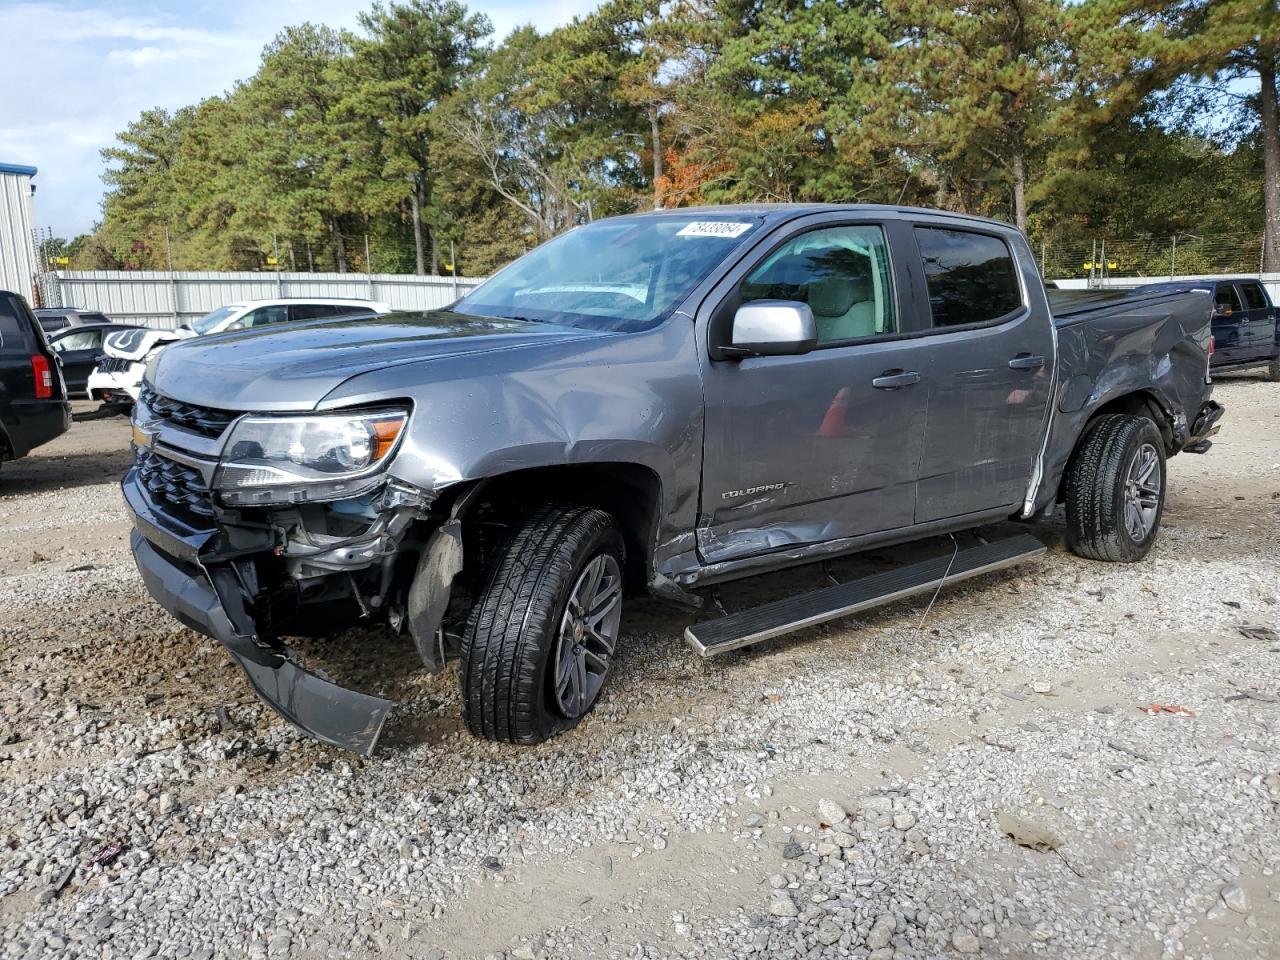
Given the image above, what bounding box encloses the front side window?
[1238,282,1268,310]
[739,225,897,344]
[915,227,1022,327]
[243,305,289,328]
[53,330,100,352]
[453,215,763,333]
[1215,285,1243,314]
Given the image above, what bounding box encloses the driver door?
[696,217,932,565]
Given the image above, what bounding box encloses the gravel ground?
[1,380,1278,960]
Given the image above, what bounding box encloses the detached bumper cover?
[124,470,392,755]
[1185,400,1224,453]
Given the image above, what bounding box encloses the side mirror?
[725,300,817,358]
[225,321,245,332]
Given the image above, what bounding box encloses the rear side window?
[0,296,34,354]
[1215,285,1243,314]
[1238,282,1268,310]
[289,304,330,321]
[915,227,1022,327]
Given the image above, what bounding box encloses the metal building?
[0,162,38,300]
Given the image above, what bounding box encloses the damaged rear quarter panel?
[1038,290,1213,510]
[316,316,705,573]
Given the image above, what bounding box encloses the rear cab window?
[0,295,37,355]
[914,226,1022,328]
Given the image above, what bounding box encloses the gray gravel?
[1,381,1278,960]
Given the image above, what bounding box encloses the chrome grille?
[137,450,216,521]
[95,357,133,374]
[141,386,238,439]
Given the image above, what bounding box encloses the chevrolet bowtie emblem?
[131,421,158,450]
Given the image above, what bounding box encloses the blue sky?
[0,0,603,238]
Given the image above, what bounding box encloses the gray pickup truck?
[123,205,1222,755]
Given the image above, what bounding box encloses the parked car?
[123,205,1221,755]
[88,298,390,407]
[47,323,142,396]
[1133,278,1278,380]
[1,290,70,466]
[34,307,112,334]
[181,297,390,336]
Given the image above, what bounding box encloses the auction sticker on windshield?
[677,221,753,239]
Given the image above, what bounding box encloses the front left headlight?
[213,408,408,506]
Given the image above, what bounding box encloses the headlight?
[214,409,408,506]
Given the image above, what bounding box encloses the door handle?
[1008,353,1046,371]
[871,369,920,390]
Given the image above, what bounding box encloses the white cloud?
[0,0,603,238]
[106,45,197,67]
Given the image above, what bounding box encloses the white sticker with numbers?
[676,221,753,239]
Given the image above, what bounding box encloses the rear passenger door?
[909,223,1056,522]
[1235,281,1277,360]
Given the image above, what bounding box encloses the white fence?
[1055,272,1280,302]
[48,270,485,329]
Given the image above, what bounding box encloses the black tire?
[1064,414,1166,562]
[1267,357,1280,382]
[460,505,625,744]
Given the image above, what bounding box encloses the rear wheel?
[460,505,625,743]
[1064,414,1166,562]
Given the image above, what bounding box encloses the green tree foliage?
[86,0,1272,279]
[334,0,491,274]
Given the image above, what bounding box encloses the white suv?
[88,297,390,406]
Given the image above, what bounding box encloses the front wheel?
[1064,414,1167,562]
[460,505,625,743]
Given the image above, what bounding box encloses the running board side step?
[684,533,1046,657]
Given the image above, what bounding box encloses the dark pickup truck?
[1134,278,1279,380]
[1,290,70,467]
[123,205,1222,754]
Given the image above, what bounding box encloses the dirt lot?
[1,381,1278,960]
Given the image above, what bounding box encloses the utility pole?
[364,235,374,300]
[165,227,177,325]
[1170,235,1176,280]
[273,233,284,298]
[450,239,458,300]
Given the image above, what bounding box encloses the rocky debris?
[1221,883,1250,914]
[768,893,799,918]
[816,797,848,825]
[952,928,980,953]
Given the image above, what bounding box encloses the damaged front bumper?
[124,470,394,755]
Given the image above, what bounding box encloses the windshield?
[191,305,242,335]
[452,215,762,332]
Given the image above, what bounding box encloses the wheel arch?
[1055,389,1177,504]
[436,461,664,588]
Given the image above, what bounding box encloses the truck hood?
[148,310,602,410]
[103,327,189,362]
